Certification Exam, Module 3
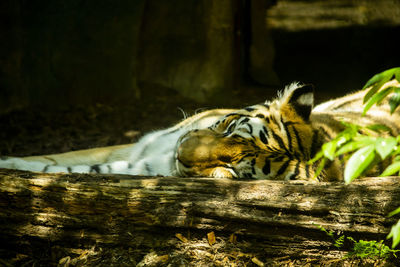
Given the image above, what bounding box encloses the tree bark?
[1,169,399,265]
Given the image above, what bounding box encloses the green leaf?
[394,68,400,83]
[375,137,397,160]
[313,157,326,179]
[387,219,400,248]
[334,235,345,248]
[363,67,399,90]
[389,89,400,114]
[363,75,392,104]
[388,207,400,218]
[322,141,337,161]
[380,161,400,176]
[344,145,375,184]
[362,86,394,115]
[308,150,323,165]
[363,85,381,104]
[335,138,375,156]
[366,124,392,133]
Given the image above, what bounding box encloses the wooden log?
[0,168,399,265]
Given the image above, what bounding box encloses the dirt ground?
[0,84,395,266]
[0,83,279,157]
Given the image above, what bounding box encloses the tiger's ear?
[285,84,314,121]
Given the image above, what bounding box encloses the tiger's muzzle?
[175,129,247,178]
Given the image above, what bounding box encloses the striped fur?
[176,82,400,181]
[1,82,399,181]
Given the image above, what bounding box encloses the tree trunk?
[1,169,399,266]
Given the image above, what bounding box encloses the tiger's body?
[1,82,399,181]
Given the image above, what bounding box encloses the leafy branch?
[309,67,400,249]
[308,122,400,184]
[362,67,400,115]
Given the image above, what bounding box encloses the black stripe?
[42,165,49,172]
[107,165,112,173]
[271,130,288,152]
[224,113,237,119]
[310,129,321,157]
[325,158,333,168]
[292,126,305,157]
[178,158,192,168]
[90,164,101,173]
[259,130,268,144]
[145,163,152,174]
[227,122,236,134]
[281,119,292,151]
[237,155,248,164]
[43,156,57,164]
[262,126,269,137]
[273,155,285,162]
[305,163,311,178]
[277,160,290,176]
[270,116,279,126]
[246,123,253,134]
[288,161,300,180]
[243,173,253,178]
[255,114,265,119]
[241,118,250,123]
[318,126,334,141]
[128,163,133,169]
[67,167,72,173]
[165,127,181,135]
[262,159,271,175]
[245,107,255,112]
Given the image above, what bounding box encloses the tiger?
[1,82,399,181]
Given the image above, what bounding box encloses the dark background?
[1,0,399,157]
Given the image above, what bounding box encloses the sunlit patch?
[174,83,317,181]
[211,167,237,178]
[109,161,130,172]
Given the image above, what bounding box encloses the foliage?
[309,67,400,249]
[346,237,399,260]
[316,224,400,260]
[316,224,345,248]
[308,122,400,184]
[362,67,400,115]
[388,208,400,249]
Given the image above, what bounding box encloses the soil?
[0,83,279,157]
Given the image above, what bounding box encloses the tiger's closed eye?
[224,120,237,135]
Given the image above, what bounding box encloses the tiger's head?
[175,83,322,181]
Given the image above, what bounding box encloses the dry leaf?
[157,254,169,263]
[229,233,237,244]
[58,256,71,267]
[207,231,216,246]
[175,233,188,243]
[252,257,264,267]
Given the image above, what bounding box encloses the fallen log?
[0,168,399,266]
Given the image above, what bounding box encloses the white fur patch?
[297,92,313,106]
